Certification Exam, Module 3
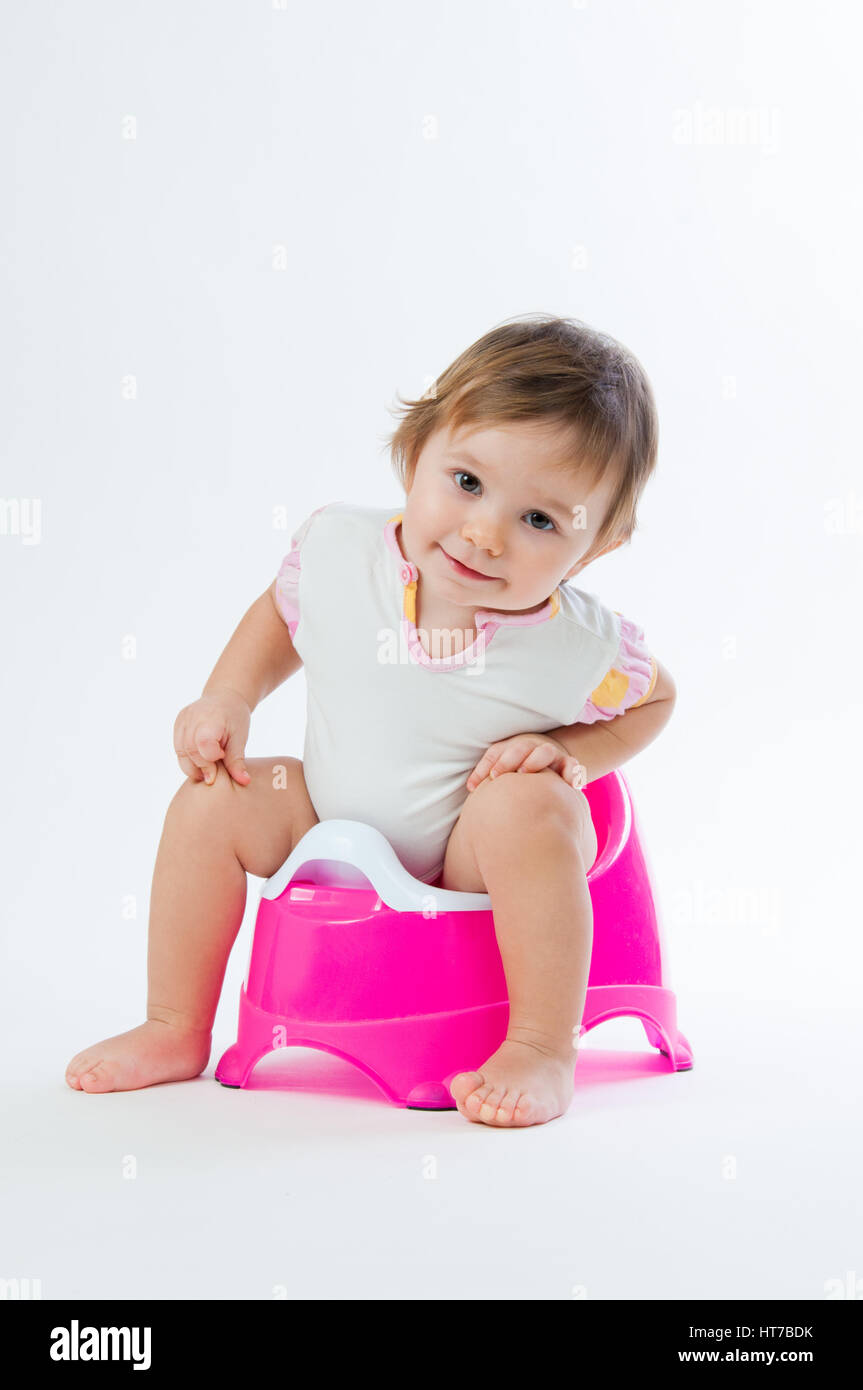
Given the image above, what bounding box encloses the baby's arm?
[202,582,302,710]
[172,584,304,784]
[547,659,677,784]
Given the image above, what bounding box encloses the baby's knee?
[169,762,237,820]
[477,767,586,834]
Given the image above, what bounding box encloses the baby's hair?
[382,312,659,565]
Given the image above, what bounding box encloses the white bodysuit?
[273,502,657,885]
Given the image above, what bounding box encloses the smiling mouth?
[439,546,498,581]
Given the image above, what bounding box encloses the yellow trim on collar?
[403,579,417,624]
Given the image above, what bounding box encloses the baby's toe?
[478,1087,525,1125]
[478,1087,509,1123]
[494,1089,525,1124]
[449,1070,487,1108]
[77,1061,116,1093]
[510,1091,538,1124]
[65,1051,96,1089]
[463,1081,497,1119]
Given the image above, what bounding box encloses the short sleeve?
[273,505,328,639]
[574,612,658,723]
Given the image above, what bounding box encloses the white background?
[2,1,860,1301]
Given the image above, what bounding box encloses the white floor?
[4,993,859,1301]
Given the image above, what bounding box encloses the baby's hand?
[172,688,252,786]
[466,734,586,792]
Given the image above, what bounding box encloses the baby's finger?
[566,757,588,790]
[514,744,557,773]
[488,742,533,779]
[175,751,204,782]
[180,748,218,782]
[222,736,250,786]
[192,731,226,785]
[195,729,224,764]
[466,747,500,789]
[184,752,220,784]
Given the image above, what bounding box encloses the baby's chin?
[491,584,559,617]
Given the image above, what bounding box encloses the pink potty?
[216,770,692,1108]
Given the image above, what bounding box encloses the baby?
[65,313,676,1127]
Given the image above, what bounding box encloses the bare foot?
[65,1020,212,1093]
[449,1037,575,1126]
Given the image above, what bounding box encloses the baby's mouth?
[439,545,499,582]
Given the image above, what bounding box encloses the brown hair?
[382,312,659,565]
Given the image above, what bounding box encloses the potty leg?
[582,985,694,1071]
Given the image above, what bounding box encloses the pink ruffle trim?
[273,505,328,639]
[575,614,656,724]
[275,551,301,638]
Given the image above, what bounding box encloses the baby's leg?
[65,757,318,1093]
[438,768,598,1127]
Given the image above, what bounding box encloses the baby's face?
[401,419,623,615]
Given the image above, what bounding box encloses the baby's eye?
[525,511,555,532]
[453,470,481,494]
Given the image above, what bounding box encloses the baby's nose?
[461,522,503,555]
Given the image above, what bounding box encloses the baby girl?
[65,314,676,1127]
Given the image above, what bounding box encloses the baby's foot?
[449,1037,575,1126]
[65,1020,212,1093]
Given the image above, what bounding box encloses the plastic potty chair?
[215,769,692,1108]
